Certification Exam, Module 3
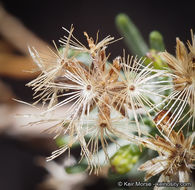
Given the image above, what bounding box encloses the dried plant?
[139,110,195,190]
[18,14,195,190]
[25,26,167,173]
[159,30,195,132]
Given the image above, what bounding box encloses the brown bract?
[159,30,195,131]
[139,111,195,190]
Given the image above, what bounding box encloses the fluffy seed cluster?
[25,26,194,188]
[159,30,195,132]
[27,26,165,172]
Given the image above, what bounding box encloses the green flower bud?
[110,144,142,174]
[149,30,165,51]
[146,49,168,69]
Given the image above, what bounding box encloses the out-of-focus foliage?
[110,144,142,174]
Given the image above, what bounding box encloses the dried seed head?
[138,110,195,189]
[159,31,195,131]
[139,129,195,188]
[109,54,166,136]
[24,26,166,174]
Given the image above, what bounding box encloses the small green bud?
[110,144,142,174]
[146,49,168,69]
[56,136,66,147]
[149,30,165,51]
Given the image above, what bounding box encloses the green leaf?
[115,13,149,57]
[55,135,79,148]
[65,164,87,174]
[143,117,155,128]
[75,52,92,66]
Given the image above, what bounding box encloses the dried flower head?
[159,30,195,131]
[25,26,166,173]
[27,26,77,109]
[138,111,195,190]
[110,53,165,135]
